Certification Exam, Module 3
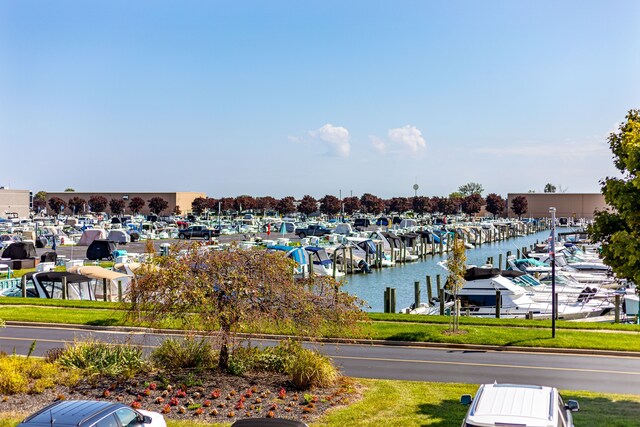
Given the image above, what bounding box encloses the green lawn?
[1,379,638,427]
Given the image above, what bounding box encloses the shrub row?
[0,336,339,396]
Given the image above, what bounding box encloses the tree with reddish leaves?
[319,195,341,216]
[128,244,367,369]
[388,197,411,213]
[277,196,296,215]
[434,197,461,215]
[109,198,126,216]
[342,196,361,215]
[48,197,66,215]
[360,193,385,214]
[148,197,169,215]
[461,194,484,215]
[298,195,318,216]
[234,195,256,212]
[255,196,277,211]
[88,195,108,213]
[219,197,235,213]
[191,197,207,215]
[33,198,46,213]
[67,196,86,215]
[128,197,146,215]
[485,193,505,218]
[204,197,219,212]
[412,196,431,215]
[510,196,528,219]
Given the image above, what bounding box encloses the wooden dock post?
[426,276,433,302]
[21,275,27,298]
[439,289,445,315]
[495,290,501,319]
[61,276,67,300]
[103,278,108,302]
[615,294,621,323]
[414,281,421,307]
[498,253,503,270]
[436,274,442,295]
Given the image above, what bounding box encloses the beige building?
[0,188,31,218]
[506,193,608,220]
[46,192,206,216]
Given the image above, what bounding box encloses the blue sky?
[1,1,638,199]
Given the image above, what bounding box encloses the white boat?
[454,267,614,319]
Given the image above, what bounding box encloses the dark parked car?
[178,225,219,240]
[18,400,166,427]
[294,224,332,238]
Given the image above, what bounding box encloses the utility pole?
[549,207,556,338]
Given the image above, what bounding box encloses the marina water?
[342,228,572,312]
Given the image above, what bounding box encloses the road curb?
[6,321,640,358]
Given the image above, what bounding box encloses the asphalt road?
[1,324,638,394]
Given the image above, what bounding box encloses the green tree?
[589,109,640,284]
[128,244,366,369]
[544,183,557,193]
[33,191,47,213]
[64,188,75,192]
[458,182,483,196]
[445,236,467,333]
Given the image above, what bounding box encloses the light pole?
[549,207,557,338]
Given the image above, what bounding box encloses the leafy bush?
[57,339,145,376]
[151,336,217,370]
[286,343,339,389]
[0,355,73,394]
[228,342,294,376]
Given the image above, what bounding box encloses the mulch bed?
[0,370,359,424]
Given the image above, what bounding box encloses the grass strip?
[0,297,122,310]
[369,322,640,351]
[369,312,640,332]
[1,379,637,427]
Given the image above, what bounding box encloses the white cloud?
[388,125,426,152]
[309,123,351,157]
[370,135,386,154]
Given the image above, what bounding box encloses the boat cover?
[2,241,37,259]
[86,239,116,260]
[77,229,107,246]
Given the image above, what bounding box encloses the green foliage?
[458,182,484,196]
[0,355,71,395]
[228,341,293,376]
[544,183,557,193]
[150,336,217,370]
[57,339,145,376]
[286,342,339,389]
[590,109,640,284]
[129,244,366,369]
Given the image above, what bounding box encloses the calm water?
[342,228,573,312]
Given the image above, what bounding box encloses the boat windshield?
[508,274,542,288]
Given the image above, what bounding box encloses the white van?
[460,383,579,427]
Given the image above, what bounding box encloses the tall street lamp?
[549,207,557,338]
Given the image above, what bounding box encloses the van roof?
[468,383,556,427]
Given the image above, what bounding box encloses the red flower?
[278,388,286,399]
[211,389,221,399]
[131,401,141,410]
[169,397,179,406]
[149,383,157,391]
[102,390,111,398]
[161,405,171,414]
[234,401,245,410]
